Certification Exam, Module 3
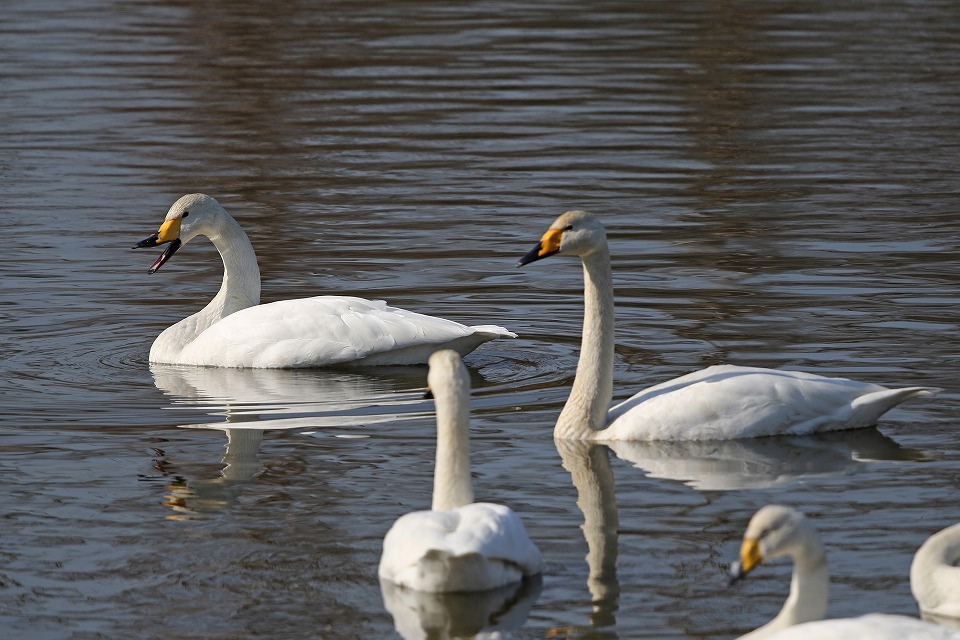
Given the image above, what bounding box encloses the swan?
[730,505,960,640]
[912,522,960,624]
[378,349,542,592]
[133,194,515,368]
[517,210,939,440]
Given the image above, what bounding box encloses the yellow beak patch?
[739,538,763,574]
[539,228,563,257]
[156,217,182,243]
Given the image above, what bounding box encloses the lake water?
[2,1,959,638]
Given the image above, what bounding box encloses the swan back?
[427,349,474,512]
[912,522,960,620]
[758,613,960,640]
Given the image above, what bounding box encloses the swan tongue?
[147,238,182,274]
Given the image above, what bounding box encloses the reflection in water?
[555,439,621,631]
[380,576,542,640]
[162,428,264,518]
[150,363,429,431]
[150,364,430,517]
[607,428,924,491]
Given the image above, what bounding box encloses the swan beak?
[133,218,183,274]
[517,228,563,266]
[729,538,763,585]
[423,386,434,400]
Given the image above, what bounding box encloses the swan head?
[729,505,821,583]
[517,210,607,266]
[425,349,470,405]
[132,193,228,273]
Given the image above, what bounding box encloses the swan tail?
[469,325,518,339]
[849,386,940,426]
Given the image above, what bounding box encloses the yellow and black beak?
[729,537,764,585]
[133,217,183,274]
[517,227,564,267]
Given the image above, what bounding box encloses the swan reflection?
[150,364,431,518]
[380,577,542,640]
[555,439,621,631]
[606,428,924,491]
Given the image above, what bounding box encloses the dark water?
[2,1,959,638]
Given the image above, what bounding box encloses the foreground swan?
[378,350,542,592]
[134,194,514,367]
[518,211,938,440]
[730,505,959,640]
[912,522,960,624]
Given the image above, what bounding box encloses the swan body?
[912,522,960,622]
[378,350,542,592]
[758,614,960,639]
[730,506,960,640]
[518,211,938,440]
[134,194,514,368]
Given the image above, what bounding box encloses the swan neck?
[772,540,829,632]
[208,214,261,315]
[556,246,615,440]
[431,387,474,512]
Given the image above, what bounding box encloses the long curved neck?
[743,540,828,639]
[206,214,261,319]
[556,245,615,440]
[431,387,474,512]
[149,213,261,363]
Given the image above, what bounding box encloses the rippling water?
[2,1,959,638]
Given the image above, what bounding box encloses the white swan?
[752,614,960,639]
[517,210,939,440]
[134,194,515,368]
[378,349,542,592]
[912,522,960,624]
[730,505,960,640]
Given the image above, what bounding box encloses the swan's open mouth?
[133,234,182,273]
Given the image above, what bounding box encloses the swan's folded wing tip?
[470,325,518,338]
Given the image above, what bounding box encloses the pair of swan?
[377,349,542,593]
[136,196,936,440]
[730,505,960,639]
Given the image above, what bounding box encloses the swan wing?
[603,365,937,441]
[170,296,515,368]
[756,613,960,639]
[912,523,960,619]
[378,502,542,592]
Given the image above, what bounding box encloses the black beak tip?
[423,389,433,400]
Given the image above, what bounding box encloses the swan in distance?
[517,210,938,440]
[912,522,960,624]
[134,194,515,368]
[378,350,542,592]
[730,505,960,640]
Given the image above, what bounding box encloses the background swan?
[378,350,542,592]
[518,211,938,440]
[912,522,960,625]
[730,505,959,639]
[134,194,514,367]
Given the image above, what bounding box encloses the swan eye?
[182,211,190,218]
[563,224,573,231]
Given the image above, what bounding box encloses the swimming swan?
[378,350,542,592]
[912,522,960,624]
[134,194,515,368]
[517,210,938,440]
[730,505,959,640]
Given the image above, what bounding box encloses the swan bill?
[147,238,182,274]
[729,538,763,584]
[517,229,563,266]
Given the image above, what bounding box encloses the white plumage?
[912,522,960,624]
[134,194,514,368]
[378,350,542,593]
[730,505,960,640]
[757,614,960,640]
[518,211,938,440]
